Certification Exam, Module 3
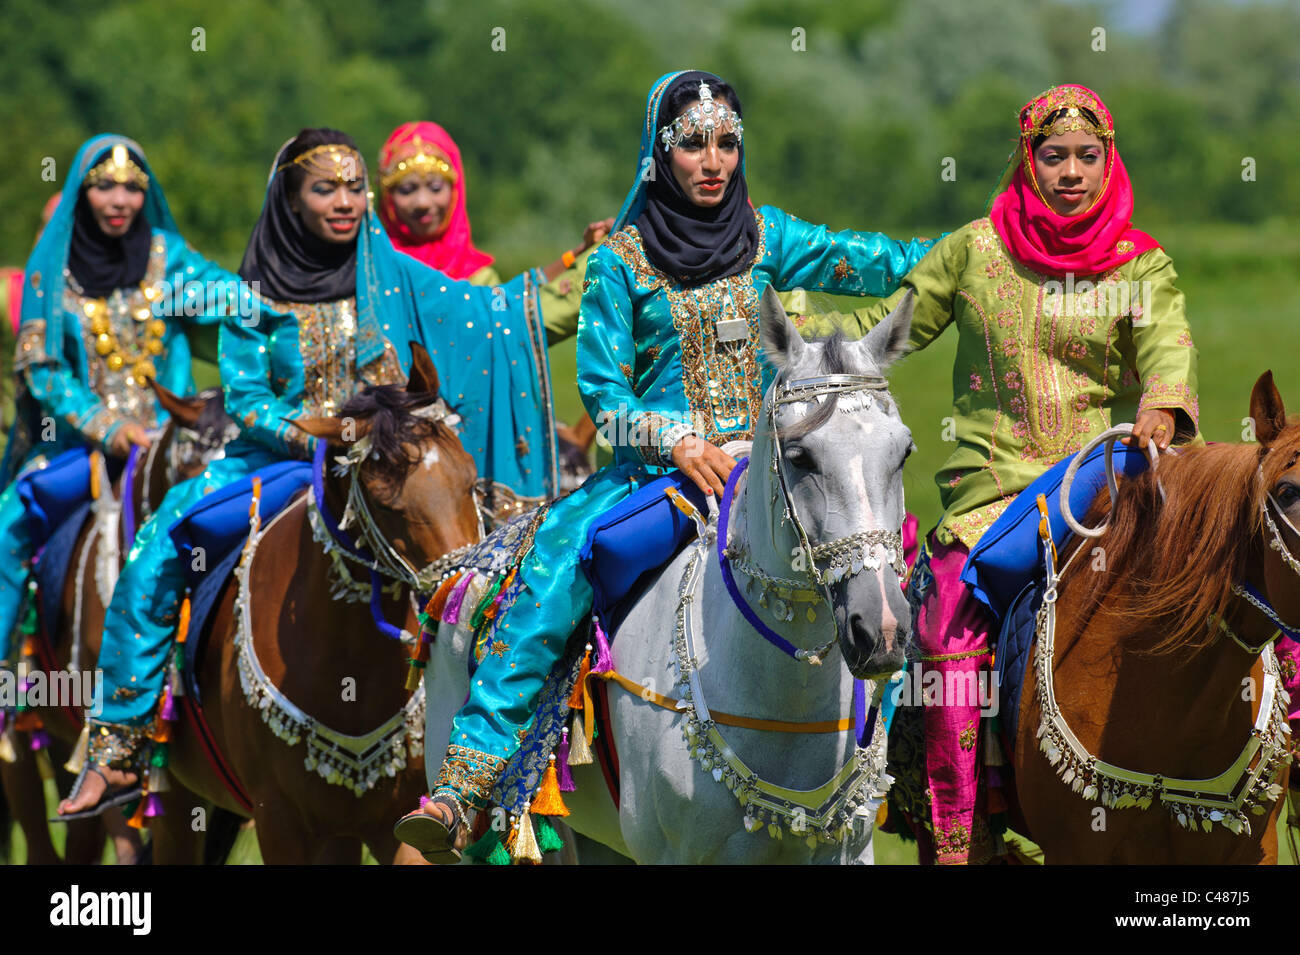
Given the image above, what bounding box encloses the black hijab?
[635,71,759,288]
[238,133,359,303]
[67,149,152,298]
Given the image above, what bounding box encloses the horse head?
[1248,371,1300,633]
[292,343,482,582]
[144,379,240,510]
[752,285,915,680]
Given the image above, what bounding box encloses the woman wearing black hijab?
[401,69,936,862]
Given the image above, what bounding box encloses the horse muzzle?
[831,571,912,680]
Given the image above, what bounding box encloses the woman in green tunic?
[798,84,1199,864]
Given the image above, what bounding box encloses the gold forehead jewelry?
[659,81,744,151]
[276,144,364,183]
[84,144,149,191]
[1023,88,1114,141]
[380,139,457,191]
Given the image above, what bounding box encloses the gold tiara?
[1021,86,1114,141]
[380,141,457,191]
[84,145,149,191]
[275,144,364,183]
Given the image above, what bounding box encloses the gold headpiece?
[659,82,744,151]
[1021,85,1114,141]
[380,139,457,192]
[275,144,364,183]
[84,145,149,191]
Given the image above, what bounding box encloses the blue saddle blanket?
[168,460,312,701]
[17,448,122,551]
[960,442,1151,622]
[579,469,708,619]
[962,442,1151,748]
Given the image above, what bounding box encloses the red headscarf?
[377,121,494,280]
[990,85,1157,278]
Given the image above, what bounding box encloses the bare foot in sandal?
[57,764,139,815]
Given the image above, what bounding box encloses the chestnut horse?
[153,346,481,864]
[1014,372,1299,863]
[0,383,236,864]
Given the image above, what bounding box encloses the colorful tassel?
[143,792,164,818]
[147,764,171,794]
[175,595,192,646]
[510,805,543,865]
[566,713,593,766]
[425,572,462,621]
[531,755,570,817]
[442,573,476,625]
[63,723,90,774]
[127,797,147,830]
[89,451,102,500]
[591,617,614,674]
[405,632,432,691]
[469,574,507,631]
[160,685,177,722]
[535,815,564,854]
[556,729,576,791]
[0,731,15,764]
[29,728,50,751]
[568,644,592,709]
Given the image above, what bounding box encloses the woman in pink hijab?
[378,121,608,466]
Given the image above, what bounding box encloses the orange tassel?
[127,795,147,830]
[425,572,462,620]
[149,714,172,745]
[175,595,192,646]
[531,755,570,817]
[89,452,102,501]
[567,644,592,710]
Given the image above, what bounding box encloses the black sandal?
[393,796,466,864]
[50,764,142,823]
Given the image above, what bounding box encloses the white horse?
[426,287,915,863]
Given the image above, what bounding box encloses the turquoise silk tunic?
[0,135,231,668]
[89,201,564,767]
[432,205,933,809]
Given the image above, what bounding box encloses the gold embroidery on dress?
[603,215,770,443]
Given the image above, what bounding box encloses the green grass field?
[5,219,1297,865]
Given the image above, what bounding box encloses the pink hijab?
[377,121,494,279]
[990,85,1158,278]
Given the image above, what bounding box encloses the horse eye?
[784,446,816,471]
[1278,483,1300,508]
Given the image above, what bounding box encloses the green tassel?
[417,611,430,629]
[486,840,510,865]
[464,827,515,865]
[469,575,506,631]
[151,743,168,768]
[535,815,564,854]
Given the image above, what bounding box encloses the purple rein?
[716,455,874,749]
[311,438,412,643]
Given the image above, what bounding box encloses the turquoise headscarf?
[22,134,178,361]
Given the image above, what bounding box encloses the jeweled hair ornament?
[380,138,457,192]
[275,143,365,183]
[658,81,744,152]
[1020,85,1114,141]
[84,144,149,191]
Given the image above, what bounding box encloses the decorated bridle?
[719,370,907,670]
[309,398,486,643]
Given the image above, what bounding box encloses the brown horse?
[1014,371,1299,863]
[0,383,236,863]
[153,345,481,864]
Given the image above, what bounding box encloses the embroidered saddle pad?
[579,469,708,619]
[167,460,312,700]
[960,442,1151,622]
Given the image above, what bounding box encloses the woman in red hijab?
[378,121,608,472]
[801,85,1200,864]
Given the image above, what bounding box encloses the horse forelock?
[1070,428,1300,654]
[339,384,463,492]
[775,331,886,442]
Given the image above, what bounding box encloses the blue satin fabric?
[434,74,934,804]
[92,166,561,750]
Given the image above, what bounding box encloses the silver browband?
[775,374,889,405]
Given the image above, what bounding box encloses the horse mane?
[1069,427,1300,653]
[338,384,458,491]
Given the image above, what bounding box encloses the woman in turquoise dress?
[58,128,569,815]
[396,69,935,862]
[0,135,234,675]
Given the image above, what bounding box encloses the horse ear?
[1250,370,1287,447]
[147,377,206,429]
[758,285,804,372]
[861,290,914,373]
[407,343,441,397]
[289,415,371,447]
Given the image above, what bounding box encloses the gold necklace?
[82,282,165,386]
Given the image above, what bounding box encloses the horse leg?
[149,789,207,864]
[314,835,363,865]
[250,795,317,865]
[0,745,61,864]
[102,808,144,864]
